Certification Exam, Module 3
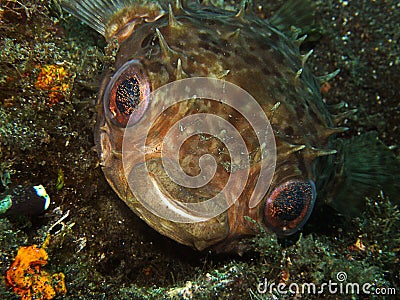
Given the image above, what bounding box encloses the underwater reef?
[0,0,399,299]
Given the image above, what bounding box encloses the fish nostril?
[141,33,154,48]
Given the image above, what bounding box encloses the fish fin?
[61,0,131,36]
[61,0,165,40]
[328,132,400,217]
[270,0,315,37]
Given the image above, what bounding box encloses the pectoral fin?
[328,132,399,216]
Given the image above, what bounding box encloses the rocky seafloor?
[0,0,399,299]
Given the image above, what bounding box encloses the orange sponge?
[5,240,66,300]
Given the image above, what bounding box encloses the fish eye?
[264,179,316,236]
[104,60,150,127]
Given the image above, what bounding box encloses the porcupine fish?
[61,0,399,252]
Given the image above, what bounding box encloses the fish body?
[62,0,399,252]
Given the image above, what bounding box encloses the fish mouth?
[123,155,246,223]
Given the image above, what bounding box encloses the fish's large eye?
[264,179,316,236]
[104,60,150,127]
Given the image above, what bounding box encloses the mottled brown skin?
[95,2,337,252]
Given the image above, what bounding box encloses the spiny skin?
[95,2,337,252]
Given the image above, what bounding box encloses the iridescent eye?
[264,179,316,236]
[104,60,150,127]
